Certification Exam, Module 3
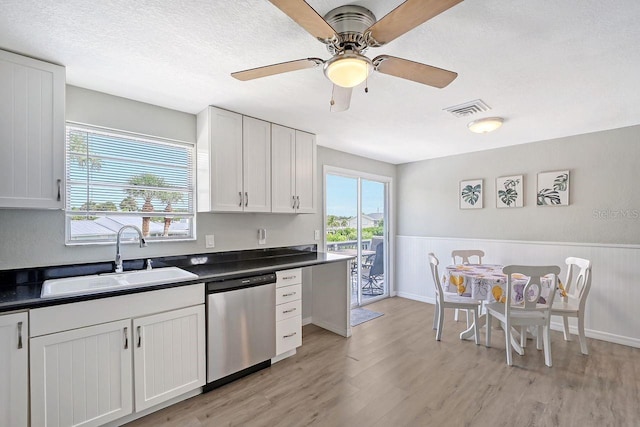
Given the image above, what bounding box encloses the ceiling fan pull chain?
[330,85,336,109]
[365,76,369,93]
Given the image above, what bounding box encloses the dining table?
[444,264,559,342]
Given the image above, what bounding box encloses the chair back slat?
[451,250,484,265]
[503,265,561,315]
[564,257,592,308]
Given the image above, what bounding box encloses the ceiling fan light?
[467,117,504,133]
[324,54,372,88]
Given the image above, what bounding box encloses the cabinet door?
[294,130,317,213]
[202,107,243,212]
[30,319,133,427]
[133,305,205,412]
[243,116,271,212]
[0,49,65,209]
[271,124,296,213]
[0,312,28,427]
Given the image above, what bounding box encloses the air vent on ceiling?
[443,99,491,118]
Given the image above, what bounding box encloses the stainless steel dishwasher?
[206,273,276,389]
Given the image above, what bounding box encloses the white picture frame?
[496,175,524,208]
[460,179,483,209]
[537,170,570,206]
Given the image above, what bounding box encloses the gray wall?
[0,86,396,269]
[397,125,640,244]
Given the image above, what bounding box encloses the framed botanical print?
[460,179,483,209]
[496,175,523,208]
[537,170,569,206]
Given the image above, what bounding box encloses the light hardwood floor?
[126,297,640,426]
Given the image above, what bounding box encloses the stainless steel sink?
[41,267,198,298]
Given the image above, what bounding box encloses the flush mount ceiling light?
[324,52,373,88]
[467,117,504,134]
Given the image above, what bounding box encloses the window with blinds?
[65,124,195,244]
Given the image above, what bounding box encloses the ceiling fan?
[231,0,463,112]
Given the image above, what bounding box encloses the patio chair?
[362,243,384,296]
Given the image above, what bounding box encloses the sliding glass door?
[324,167,391,307]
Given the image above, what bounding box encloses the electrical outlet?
[314,230,320,241]
[205,234,215,249]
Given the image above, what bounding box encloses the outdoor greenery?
[325,215,384,242]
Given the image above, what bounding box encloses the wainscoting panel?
[395,235,640,348]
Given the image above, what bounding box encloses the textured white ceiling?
[2,0,640,164]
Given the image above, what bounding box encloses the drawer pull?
[137,326,142,348]
[282,292,297,297]
[282,276,296,280]
[123,327,128,349]
[17,321,23,349]
[283,332,297,339]
[282,308,297,314]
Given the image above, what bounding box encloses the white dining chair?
[450,250,485,323]
[451,249,485,265]
[485,265,561,367]
[551,257,592,355]
[428,253,481,344]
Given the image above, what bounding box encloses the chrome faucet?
[115,225,147,273]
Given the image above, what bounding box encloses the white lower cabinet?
[274,269,303,360]
[133,305,206,411]
[29,284,205,427]
[0,311,29,427]
[30,319,133,427]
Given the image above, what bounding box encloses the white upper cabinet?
[0,49,65,209]
[197,107,271,212]
[0,312,28,427]
[197,107,243,212]
[242,116,271,212]
[271,125,317,213]
[294,130,317,214]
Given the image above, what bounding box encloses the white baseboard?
[106,388,202,426]
[396,291,435,305]
[302,316,313,326]
[550,321,640,349]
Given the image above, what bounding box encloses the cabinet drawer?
[276,299,301,322]
[276,283,301,305]
[276,315,302,355]
[276,268,302,288]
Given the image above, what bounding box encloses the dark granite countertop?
[0,246,354,313]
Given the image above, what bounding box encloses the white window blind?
[65,124,195,244]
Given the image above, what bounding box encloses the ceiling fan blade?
[330,85,352,112]
[373,55,457,88]
[269,0,338,43]
[231,58,324,81]
[365,0,463,47]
